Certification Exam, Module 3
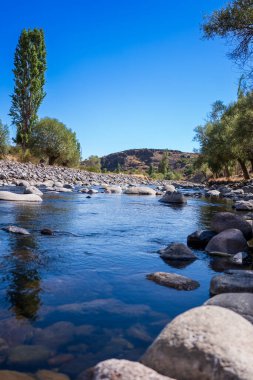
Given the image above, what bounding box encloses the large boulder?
[210,270,253,295]
[80,359,174,380]
[0,191,42,202]
[124,187,156,195]
[146,272,199,291]
[204,293,253,324]
[205,228,248,255]
[141,305,253,380]
[2,226,30,235]
[187,230,216,249]
[158,243,196,261]
[159,191,186,204]
[205,189,220,197]
[210,212,252,240]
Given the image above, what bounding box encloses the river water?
[0,190,233,378]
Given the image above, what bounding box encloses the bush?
[29,117,81,167]
[0,121,9,157]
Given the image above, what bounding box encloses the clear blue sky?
[0,0,240,158]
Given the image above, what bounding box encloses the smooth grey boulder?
[210,212,252,239]
[124,187,156,195]
[235,200,253,211]
[159,243,196,261]
[163,184,176,192]
[159,191,186,204]
[187,230,216,249]
[2,226,30,235]
[80,359,174,380]
[210,270,253,295]
[104,186,122,194]
[0,191,42,202]
[146,272,199,291]
[204,293,253,324]
[24,186,43,196]
[205,228,248,255]
[141,305,253,380]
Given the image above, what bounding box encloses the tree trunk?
[250,159,253,173]
[238,159,250,180]
[224,165,230,178]
[48,156,58,165]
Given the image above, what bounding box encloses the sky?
[0,0,241,158]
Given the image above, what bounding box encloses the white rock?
[0,191,42,202]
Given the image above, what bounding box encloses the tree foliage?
[29,117,81,166]
[10,28,46,151]
[203,0,253,63]
[194,91,253,179]
[81,155,101,172]
[0,121,9,157]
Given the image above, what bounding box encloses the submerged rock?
[210,212,252,239]
[141,305,253,380]
[41,228,53,236]
[210,270,253,295]
[204,293,253,324]
[80,359,174,380]
[0,371,35,380]
[8,344,51,367]
[36,369,70,380]
[235,200,253,211]
[0,191,42,202]
[158,243,196,261]
[2,226,30,235]
[147,272,199,291]
[205,228,248,255]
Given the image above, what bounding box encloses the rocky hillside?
[101,149,197,174]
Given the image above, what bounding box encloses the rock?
[35,370,70,380]
[163,184,176,192]
[104,186,122,194]
[147,272,199,291]
[87,189,98,194]
[33,321,75,350]
[235,200,253,211]
[0,371,35,380]
[124,187,156,195]
[230,251,251,265]
[18,180,30,187]
[141,305,253,380]
[159,191,186,204]
[2,225,30,235]
[206,189,220,197]
[210,212,252,239]
[205,228,248,255]
[8,345,51,367]
[158,243,196,261]
[41,228,53,236]
[204,293,253,324]
[48,353,74,366]
[80,359,174,380]
[210,270,253,295]
[187,230,216,249]
[0,191,42,202]
[24,186,43,196]
[53,187,72,193]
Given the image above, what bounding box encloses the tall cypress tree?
[10,28,46,153]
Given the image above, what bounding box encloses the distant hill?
[101,148,197,176]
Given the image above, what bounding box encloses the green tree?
[158,152,169,176]
[202,0,253,69]
[81,155,101,172]
[10,28,46,153]
[148,164,154,176]
[29,117,81,166]
[0,120,9,157]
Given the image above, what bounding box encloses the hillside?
[101,149,197,175]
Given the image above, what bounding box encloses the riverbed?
[0,190,233,378]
